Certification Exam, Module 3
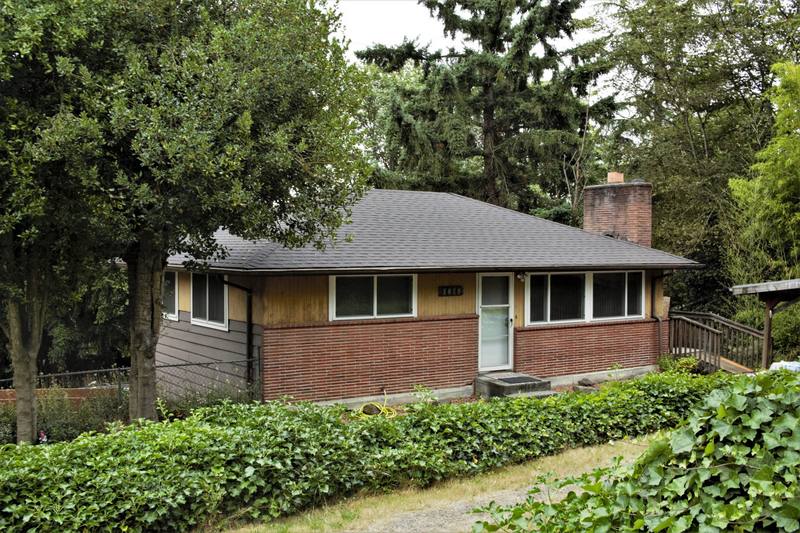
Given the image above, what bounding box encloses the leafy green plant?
[658,355,700,374]
[474,370,800,532]
[0,371,730,531]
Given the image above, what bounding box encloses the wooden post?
[762,300,776,369]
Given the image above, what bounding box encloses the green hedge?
[0,371,730,531]
[475,370,800,532]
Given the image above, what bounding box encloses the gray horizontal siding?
[155,311,262,399]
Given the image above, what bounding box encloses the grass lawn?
[224,434,657,533]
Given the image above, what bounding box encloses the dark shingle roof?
[168,189,697,272]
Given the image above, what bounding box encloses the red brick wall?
[0,387,117,406]
[583,182,652,247]
[514,319,669,377]
[262,315,478,401]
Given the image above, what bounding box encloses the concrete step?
[475,371,552,398]
[509,389,560,399]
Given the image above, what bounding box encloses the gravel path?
[350,482,575,533]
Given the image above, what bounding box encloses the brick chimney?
[583,172,652,247]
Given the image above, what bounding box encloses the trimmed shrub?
[475,370,800,532]
[0,371,730,531]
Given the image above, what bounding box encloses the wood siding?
[418,273,476,317]
[178,269,665,327]
[262,275,328,325]
[177,272,191,312]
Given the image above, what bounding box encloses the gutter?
[166,263,702,275]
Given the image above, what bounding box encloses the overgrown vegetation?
[0,390,126,444]
[0,371,729,531]
[657,356,701,375]
[475,370,800,532]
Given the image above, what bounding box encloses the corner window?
[163,271,178,321]
[526,271,644,325]
[191,273,228,329]
[331,275,416,319]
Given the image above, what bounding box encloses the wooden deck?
[719,357,753,374]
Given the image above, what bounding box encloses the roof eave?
[165,262,701,275]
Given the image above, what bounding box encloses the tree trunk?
[126,235,164,421]
[482,81,499,205]
[4,280,47,444]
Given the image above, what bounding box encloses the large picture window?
[162,271,178,321]
[191,273,227,329]
[331,275,416,319]
[526,271,644,326]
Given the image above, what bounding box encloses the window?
[162,271,178,321]
[331,275,416,319]
[627,272,643,316]
[191,273,227,329]
[593,273,626,318]
[593,272,643,318]
[526,271,644,325]
[528,273,585,323]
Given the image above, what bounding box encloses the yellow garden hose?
[356,393,398,419]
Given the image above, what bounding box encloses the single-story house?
[156,173,697,402]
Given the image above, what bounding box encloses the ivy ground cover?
[475,370,800,532]
[0,371,729,531]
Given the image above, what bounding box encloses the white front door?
[478,273,514,371]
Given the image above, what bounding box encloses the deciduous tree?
[0,0,118,443]
[3,0,369,423]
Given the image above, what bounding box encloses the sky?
[338,0,465,59]
[337,0,601,60]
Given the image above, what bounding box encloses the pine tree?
[358,0,615,214]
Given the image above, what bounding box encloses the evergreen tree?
[605,0,799,310]
[358,0,615,215]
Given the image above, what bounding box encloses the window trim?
[524,270,645,327]
[190,272,229,331]
[329,274,418,321]
[162,270,179,322]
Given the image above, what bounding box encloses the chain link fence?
[0,358,261,405]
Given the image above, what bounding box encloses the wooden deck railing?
[670,311,764,371]
[669,315,721,370]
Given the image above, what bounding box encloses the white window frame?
[162,270,179,322]
[190,272,229,331]
[524,271,645,327]
[329,274,417,321]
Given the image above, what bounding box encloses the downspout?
[223,280,254,399]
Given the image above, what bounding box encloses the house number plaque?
[438,285,464,297]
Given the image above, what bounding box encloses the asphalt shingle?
[167,189,697,272]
